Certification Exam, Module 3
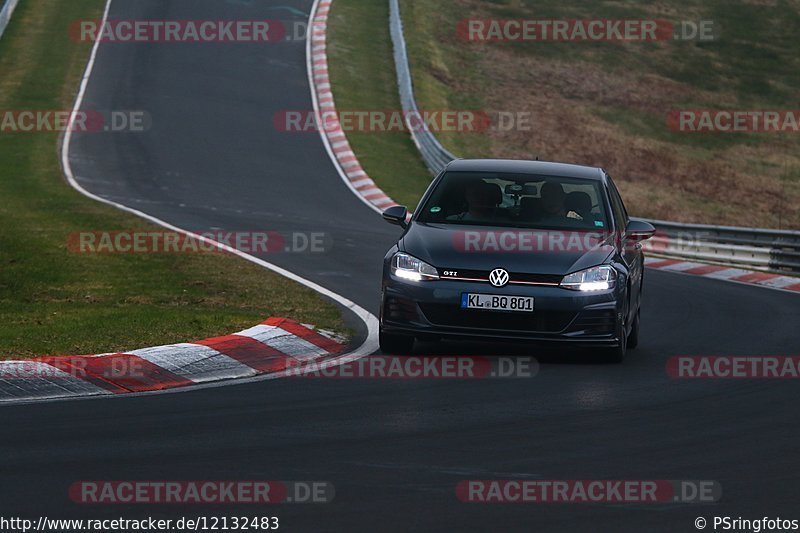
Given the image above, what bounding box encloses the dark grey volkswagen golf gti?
[379,159,655,362]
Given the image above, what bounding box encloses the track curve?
[2,0,799,531]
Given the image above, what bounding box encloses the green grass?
[326,0,433,208]
[417,0,800,149]
[0,0,345,359]
[468,0,800,106]
[397,0,492,159]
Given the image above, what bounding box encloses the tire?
[627,309,640,350]
[379,329,415,355]
[603,308,628,363]
[603,337,627,363]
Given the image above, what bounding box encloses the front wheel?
[379,329,415,355]
[603,337,627,363]
[602,309,629,363]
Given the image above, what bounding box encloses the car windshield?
[416,171,610,230]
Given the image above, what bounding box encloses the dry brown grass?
[476,49,799,226]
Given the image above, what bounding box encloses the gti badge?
[489,268,510,287]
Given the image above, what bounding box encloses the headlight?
[560,265,616,291]
[391,252,439,281]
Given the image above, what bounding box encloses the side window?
[607,186,626,233]
[607,178,628,233]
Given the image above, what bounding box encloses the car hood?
[400,222,615,276]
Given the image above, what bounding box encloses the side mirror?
[382,205,409,228]
[626,219,656,240]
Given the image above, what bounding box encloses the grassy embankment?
[329,0,800,229]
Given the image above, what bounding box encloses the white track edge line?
[34,0,379,406]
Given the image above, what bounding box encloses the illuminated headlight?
[561,265,617,291]
[391,252,439,281]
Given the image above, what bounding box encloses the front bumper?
[380,275,624,347]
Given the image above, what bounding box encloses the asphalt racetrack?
[2,0,800,531]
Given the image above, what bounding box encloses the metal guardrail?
[389,0,456,175]
[634,218,800,273]
[388,0,800,274]
[0,0,21,41]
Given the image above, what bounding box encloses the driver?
[540,181,568,220]
[447,180,500,222]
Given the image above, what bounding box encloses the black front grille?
[419,303,575,333]
[566,309,616,334]
[511,272,563,285]
[384,296,420,322]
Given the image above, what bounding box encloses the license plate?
[461,293,534,312]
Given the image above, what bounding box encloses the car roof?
[444,159,605,181]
